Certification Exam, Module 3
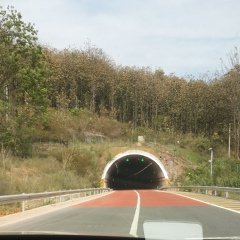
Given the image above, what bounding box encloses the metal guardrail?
[0,188,111,212]
[159,186,240,199]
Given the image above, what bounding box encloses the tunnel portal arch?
[101,150,169,190]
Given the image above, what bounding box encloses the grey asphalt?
[0,191,240,238]
[138,206,240,238]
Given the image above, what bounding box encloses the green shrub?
[178,158,240,188]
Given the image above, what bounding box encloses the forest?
[1,6,240,160]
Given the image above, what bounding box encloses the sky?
[1,0,240,78]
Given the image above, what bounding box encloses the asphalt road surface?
[0,190,240,238]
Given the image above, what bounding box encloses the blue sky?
[1,0,240,78]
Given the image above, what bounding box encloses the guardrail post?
[214,190,217,196]
[226,191,229,198]
[205,190,208,195]
[22,193,25,212]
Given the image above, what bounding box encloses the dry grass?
[0,203,21,217]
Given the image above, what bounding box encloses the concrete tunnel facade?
[101,150,169,190]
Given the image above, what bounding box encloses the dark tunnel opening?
[105,154,164,190]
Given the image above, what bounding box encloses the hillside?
[1,109,240,216]
[0,142,189,194]
[0,109,190,195]
[1,108,239,195]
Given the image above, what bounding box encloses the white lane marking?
[129,190,141,237]
[165,191,240,215]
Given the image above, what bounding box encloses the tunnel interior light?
[140,158,144,162]
[125,158,129,162]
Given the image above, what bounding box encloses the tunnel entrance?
[101,150,169,190]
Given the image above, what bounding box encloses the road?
[0,190,240,238]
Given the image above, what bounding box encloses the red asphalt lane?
[71,190,208,208]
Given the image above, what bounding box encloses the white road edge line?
[164,191,240,215]
[129,190,140,238]
[0,191,115,227]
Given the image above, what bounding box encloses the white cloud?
[1,0,240,77]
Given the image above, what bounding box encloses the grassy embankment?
[0,108,239,215]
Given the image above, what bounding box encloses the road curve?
[0,190,240,238]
